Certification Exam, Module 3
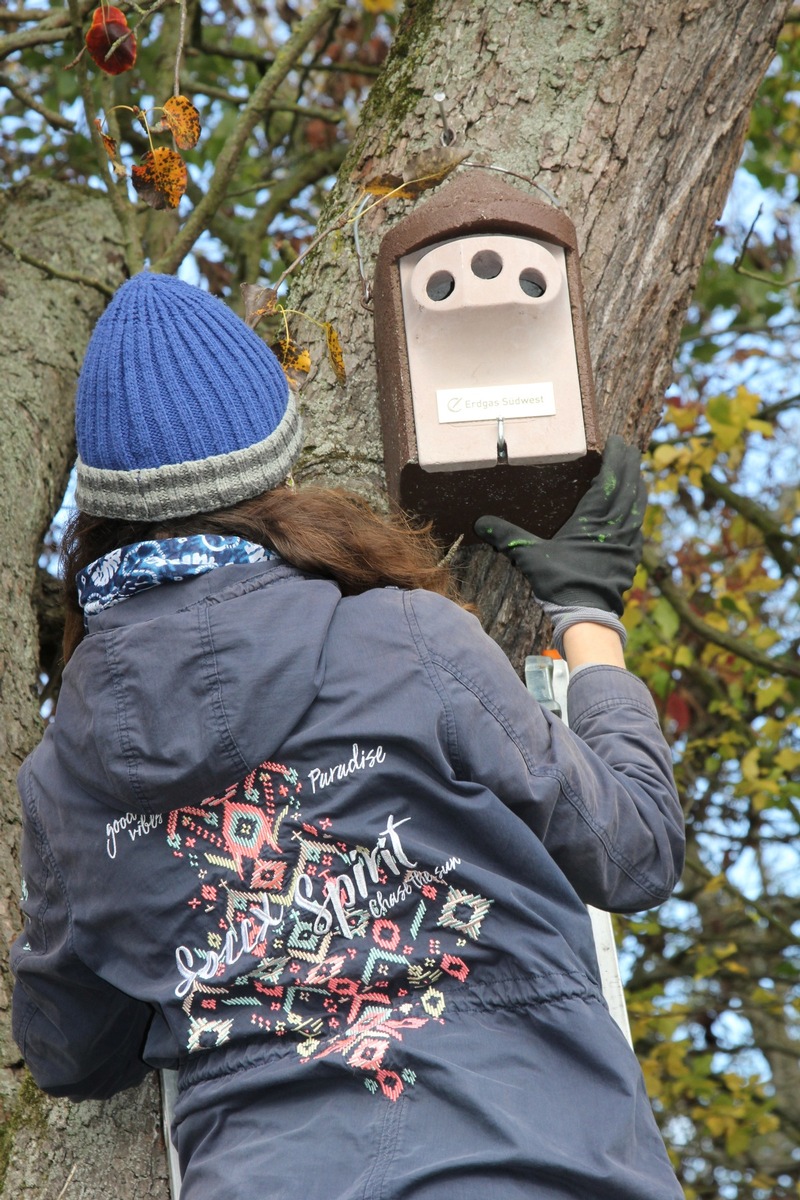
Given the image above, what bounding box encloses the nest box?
[373,171,601,542]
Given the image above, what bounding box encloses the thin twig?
[733,202,764,272]
[0,22,65,57]
[173,0,187,97]
[352,191,372,306]
[55,1164,78,1200]
[196,36,383,75]
[733,202,800,287]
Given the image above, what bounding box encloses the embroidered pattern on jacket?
[167,760,493,1101]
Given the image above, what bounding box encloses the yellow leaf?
[651,443,683,470]
[729,385,761,424]
[746,418,775,438]
[324,322,346,385]
[667,405,700,432]
[361,146,469,200]
[776,748,800,772]
[706,1114,732,1138]
[161,94,201,150]
[741,746,760,781]
[701,611,730,633]
[754,676,786,712]
[274,336,311,374]
[362,171,405,197]
[713,942,739,960]
[273,336,311,392]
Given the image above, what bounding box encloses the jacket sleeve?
[405,591,685,913]
[11,790,152,1101]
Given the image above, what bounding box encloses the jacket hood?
[52,561,341,816]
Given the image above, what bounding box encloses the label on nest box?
[435,382,556,423]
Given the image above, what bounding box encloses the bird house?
[373,171,600,541]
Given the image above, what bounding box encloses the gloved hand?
[474,437,646,650]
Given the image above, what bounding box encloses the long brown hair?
[61,486,463,662]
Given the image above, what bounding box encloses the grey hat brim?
[76,396,303,521]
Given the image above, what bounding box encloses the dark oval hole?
[426,270,456,301]
[471,250,503,280]
[519,269,546,298]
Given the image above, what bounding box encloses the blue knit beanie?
[75,272,302,520]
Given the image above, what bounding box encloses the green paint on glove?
[473,436,646,614]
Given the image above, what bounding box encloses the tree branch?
[194,36,382,75]
[683,856,800,944]
[242,144,348,282]
[0,0,93,56]
[701,471,799,576]
[0,7,52,22]
[641,545,800,679]
[152,0,344,275]
[0,235,114,295]
[0,69,75,130]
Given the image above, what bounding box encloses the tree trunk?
[0,180,168,1198]
[0,1,791,1195]
[291,0,790,669]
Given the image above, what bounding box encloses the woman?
[12,272,684,1199]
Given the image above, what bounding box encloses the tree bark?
[0,180,168,1198]
[290,0,790,668]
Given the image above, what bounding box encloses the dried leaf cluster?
[95,97,200,210]
[242,284,345,388]
[81,3,200,209]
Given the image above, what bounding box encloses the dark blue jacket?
[12,560,684,1199]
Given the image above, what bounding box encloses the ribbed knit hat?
[75,272,302,520]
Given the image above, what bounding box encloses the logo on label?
[436,382,556,424]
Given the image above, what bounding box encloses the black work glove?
[475,438,646,651]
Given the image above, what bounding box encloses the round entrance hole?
[426,270,455,301]
[471,249,503,279]
[519,268,546,298]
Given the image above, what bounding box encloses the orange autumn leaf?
[161,95,201,150]
[94,117,118,162]
[85,6,137,76]
[324,322,346,385]
[131,147,187,210]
